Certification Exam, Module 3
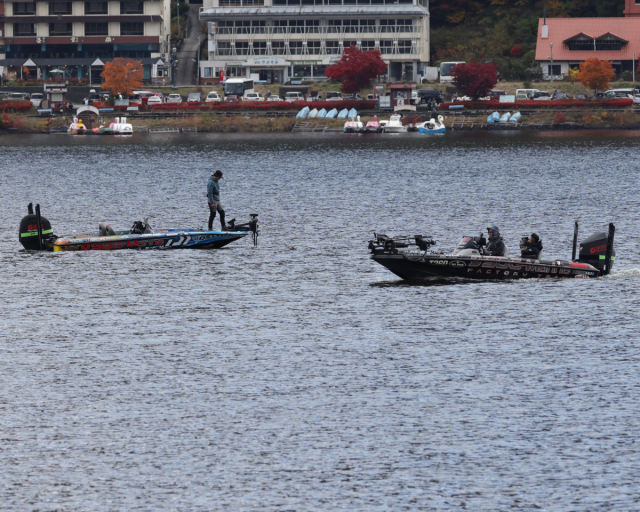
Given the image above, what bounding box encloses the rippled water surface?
[1,131,640,511]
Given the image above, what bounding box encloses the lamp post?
[550,43,554,84]
[197,35,201,86]
[171,46,177,89]
[176,0,179,43]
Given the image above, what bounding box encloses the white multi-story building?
[198,0,429,84]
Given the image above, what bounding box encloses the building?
[0,0,172,82]
[536,0,640,80]
[198,0,430,84]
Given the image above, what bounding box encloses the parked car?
[225,95,241,104]
[7,92,28,101]
[416,89,444,105]
[187,92,202,103]
[555,93,568,100]
[285,92,305,102]
[344,94,363,101]
[30,93,43,107]
[533,91,551,100]
[167,93,183,103]
[146,94,164,105]
[205,91,222,102]
[516,88,538,99]
[83,90,102,105]
[573,94,588,100]
[135,91,161,104]
[325,92,343,101]
[266,95,282,102]
[515,93,529,101]
[244,92,265,102]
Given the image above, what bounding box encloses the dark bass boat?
[368,222,615,281]
[19,204,258,252]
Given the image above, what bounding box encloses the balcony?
[213,44,420,58]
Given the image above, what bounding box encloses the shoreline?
[2,111,640,134]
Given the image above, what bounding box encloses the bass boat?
[19,204,258,252]
[368,222,615,281]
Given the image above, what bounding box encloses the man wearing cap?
[207,170,226,230]
[485,226,507,256]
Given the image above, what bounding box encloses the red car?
[225,95,241,104]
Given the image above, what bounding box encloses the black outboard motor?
[19,203,56,251]
[576,224,616,273]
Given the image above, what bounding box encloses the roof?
[0,58,166,66]
[200,5,427,19]
[536,17,640,61]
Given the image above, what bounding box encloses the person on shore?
[520,233,543,260]
[486,226,507,256]
[207,170,226,230]
[553,89,558,99]
[266,90,271,99]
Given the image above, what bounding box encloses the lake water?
[1,131,639,511]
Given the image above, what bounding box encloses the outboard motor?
[19,203,56,251]
[577,226,615,273]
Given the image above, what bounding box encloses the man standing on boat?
[207,170,226,230]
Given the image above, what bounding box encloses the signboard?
[246,56,288,67]
[500,95,516,103]
[291,61,315,65]
[321,56,341,65]
[208,22,216,34]
[152,64,157,77]
[208,41,216,52]
[0,66,4,78]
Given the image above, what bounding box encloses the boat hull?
[417,127,446,134]
[372,254,600,281]
[52,229,248,252]
[383,126,408,133]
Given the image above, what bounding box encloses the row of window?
[217,19,413,26]
[13,22,144,36]
[215,40,414,54]
[566,39,625,51]
[12,1,145,16]
[218,0,413,5]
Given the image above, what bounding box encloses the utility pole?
[176,0,180,43]
[197,35,201,86]
[549,43,554,84]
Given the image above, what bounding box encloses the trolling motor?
[227,213,259,246]
[19,203,57,251]
[572,221,616,275]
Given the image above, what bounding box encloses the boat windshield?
[224,83,244,96]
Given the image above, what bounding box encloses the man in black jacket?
[520,233,543,260]
[486,226,507,256]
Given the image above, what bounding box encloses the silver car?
[166,94,183,103]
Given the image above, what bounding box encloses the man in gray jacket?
[207,170,226,230]
[485,226,507,256]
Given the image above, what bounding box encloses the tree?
[510,45,523,58]
[578,58,615,95]
[451,61,498,100]
[324,46,388,94]
[100,58,144,96]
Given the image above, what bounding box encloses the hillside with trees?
[430,0,624,81]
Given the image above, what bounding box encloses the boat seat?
[105,225,116,236]
[99,223,107,236]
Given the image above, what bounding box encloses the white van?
[285,92,304,102]
[30,93,43,107]
[516,89,538,99]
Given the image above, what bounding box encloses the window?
[120,1,143,13]
[235,42,249,55]
[121,22,144,35]
[596,36,625,51]
[325,40,340,54]
[272,41,285,55]
[85,1,108,14]
[379,40,393,52]
[361,40,376,50]
[547,64,561,76]
[307,41,321,54]
[253,41,267,55]
[49,22,72,35]
[289,41,303,54]
[85,22,109,35]
[13,23,36,36]
[49,2,72,14]
[14,3,36,15]
[203,67,212,78]
[397,40,412,53]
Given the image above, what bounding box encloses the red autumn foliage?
[440,98,633,109]
[510,45,524,57]
[0,100,33,112]
[324,46,388,94]
[555,112,567,123]
[451,61,498,100]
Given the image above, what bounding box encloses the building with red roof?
[536,0,640,80]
